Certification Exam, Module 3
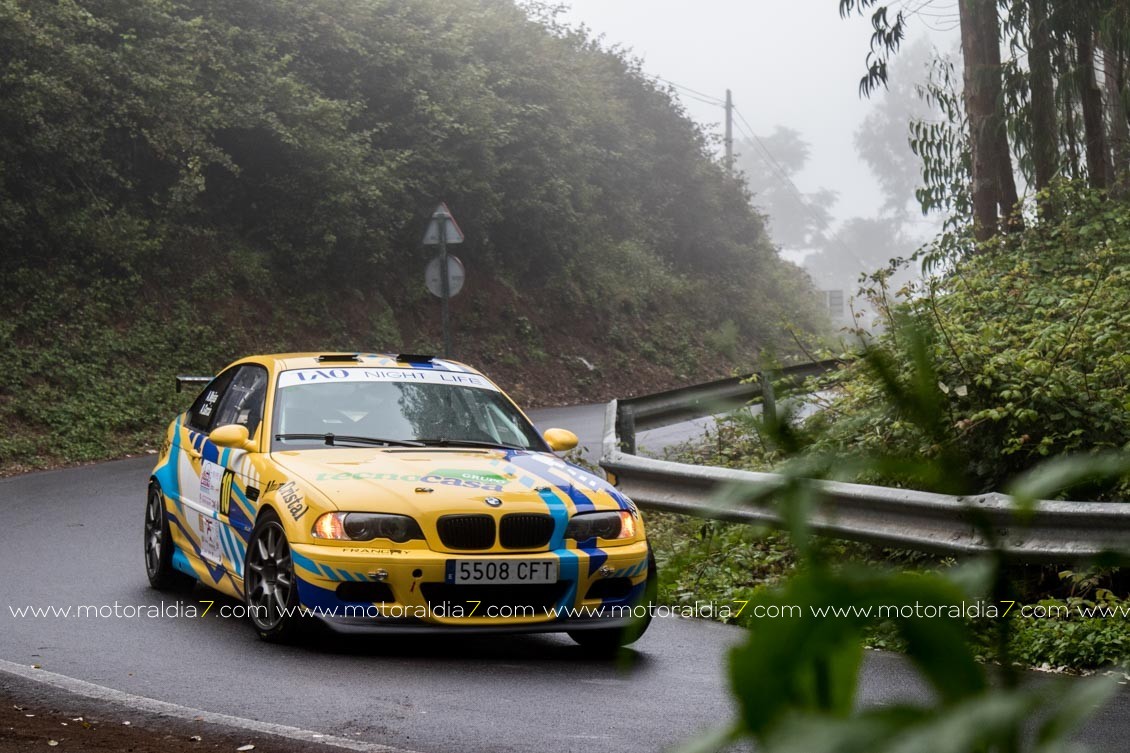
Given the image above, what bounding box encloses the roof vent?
[316,353,361,362]
[396,353,435,363]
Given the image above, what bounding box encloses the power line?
[653,76,726,105]
[730,114,817,223]
[654,76,872,270]
[731,105,872,270]
[672,89,728,108]
[732,109,795,194]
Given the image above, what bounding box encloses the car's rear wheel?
[245,511,304,642]
[144,481,194,591]
[568,549,658,652]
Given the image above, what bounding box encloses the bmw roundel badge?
[484,497,503,507]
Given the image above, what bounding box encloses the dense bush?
[0,0,824,470]
[806,185,1130,497]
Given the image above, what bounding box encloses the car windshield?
[271,368,546,451]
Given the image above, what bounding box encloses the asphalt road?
[1,404,1128,752]
[528,403,719,461]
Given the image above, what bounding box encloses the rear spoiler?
[176,375,214,393]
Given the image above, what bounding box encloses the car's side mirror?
[209,424,257,452]
[543,428,579,452]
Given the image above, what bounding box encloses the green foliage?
[684,319,1125,753]
[807,184,1130,497]
[909,56,972,242]
[648,513,795,617]
[0,0,825,470]
[1010,595,1130,671]
[704,320,740,360]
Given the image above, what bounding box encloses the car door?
[180,364,267,580]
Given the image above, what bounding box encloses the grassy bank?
[0,0,826,474]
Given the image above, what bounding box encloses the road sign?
[422,202,463,358]
[425,254,465,298]
[422,203,465,245]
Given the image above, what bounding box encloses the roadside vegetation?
[641,0,1130,747]
[0,0,824,474]
[648,331,1130,750]
[646,183,1130,675]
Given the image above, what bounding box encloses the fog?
[560,0,958,222]
[556,0,961,313]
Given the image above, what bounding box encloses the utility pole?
[724,88,734,174]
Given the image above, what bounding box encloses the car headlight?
[311,512,424,543]
[564,511,636,541]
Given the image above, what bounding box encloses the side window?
[212,365,269,438]
[187,370,236,433]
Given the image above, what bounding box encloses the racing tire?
[144,481,195,591]
[568,549,658,652]
[244,510,306,643]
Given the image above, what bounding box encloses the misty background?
[556,0,962,323]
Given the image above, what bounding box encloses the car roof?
[246,353,485,376]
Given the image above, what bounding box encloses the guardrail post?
[759,372,777,426]
[616,404,637,455]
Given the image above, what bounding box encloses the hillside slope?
[0,0,825,472]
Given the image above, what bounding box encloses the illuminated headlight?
[312,513,424,543]
[564,511,636,542]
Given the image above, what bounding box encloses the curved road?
[0,404,1127,752]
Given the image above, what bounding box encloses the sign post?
[422,203,464,357]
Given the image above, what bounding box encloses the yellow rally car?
[145,353,655,648]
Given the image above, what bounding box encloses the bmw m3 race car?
[145,352,656,648]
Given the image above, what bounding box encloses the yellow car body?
[146,353,654,645]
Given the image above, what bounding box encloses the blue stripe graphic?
[539,488,578,609]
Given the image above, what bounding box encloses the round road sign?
[425,254,465,298]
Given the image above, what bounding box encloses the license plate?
[447,559,558,584]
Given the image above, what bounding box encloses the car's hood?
[269,447,619,516]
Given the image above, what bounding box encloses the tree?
[840,0,1021,241]
[803,216,918,296]
[733,127,837,253]
[1028,0,1060,200]
[854,38,938,220]
[1073,6,1111,190]
[958,0,1020,240]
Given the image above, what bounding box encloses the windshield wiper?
[274,433,424,447]
[413,437,525,451]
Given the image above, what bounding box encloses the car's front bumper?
[288,540,651,632]
[317,613,640,636]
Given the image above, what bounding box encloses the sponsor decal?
[278,481,309,520]
[198,390,220,418]
[197,514,223,565]
[277,368,497,391]
[430,468,508,486]
[314,469,509,492]
[199,463,235,516]
[316,471,423,482]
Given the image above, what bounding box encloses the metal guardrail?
[615,359,843,454]
[599,365,1130,563]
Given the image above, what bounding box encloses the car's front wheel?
[144,481,194,591]
[244,510,304,642]
[568,549,658,652]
